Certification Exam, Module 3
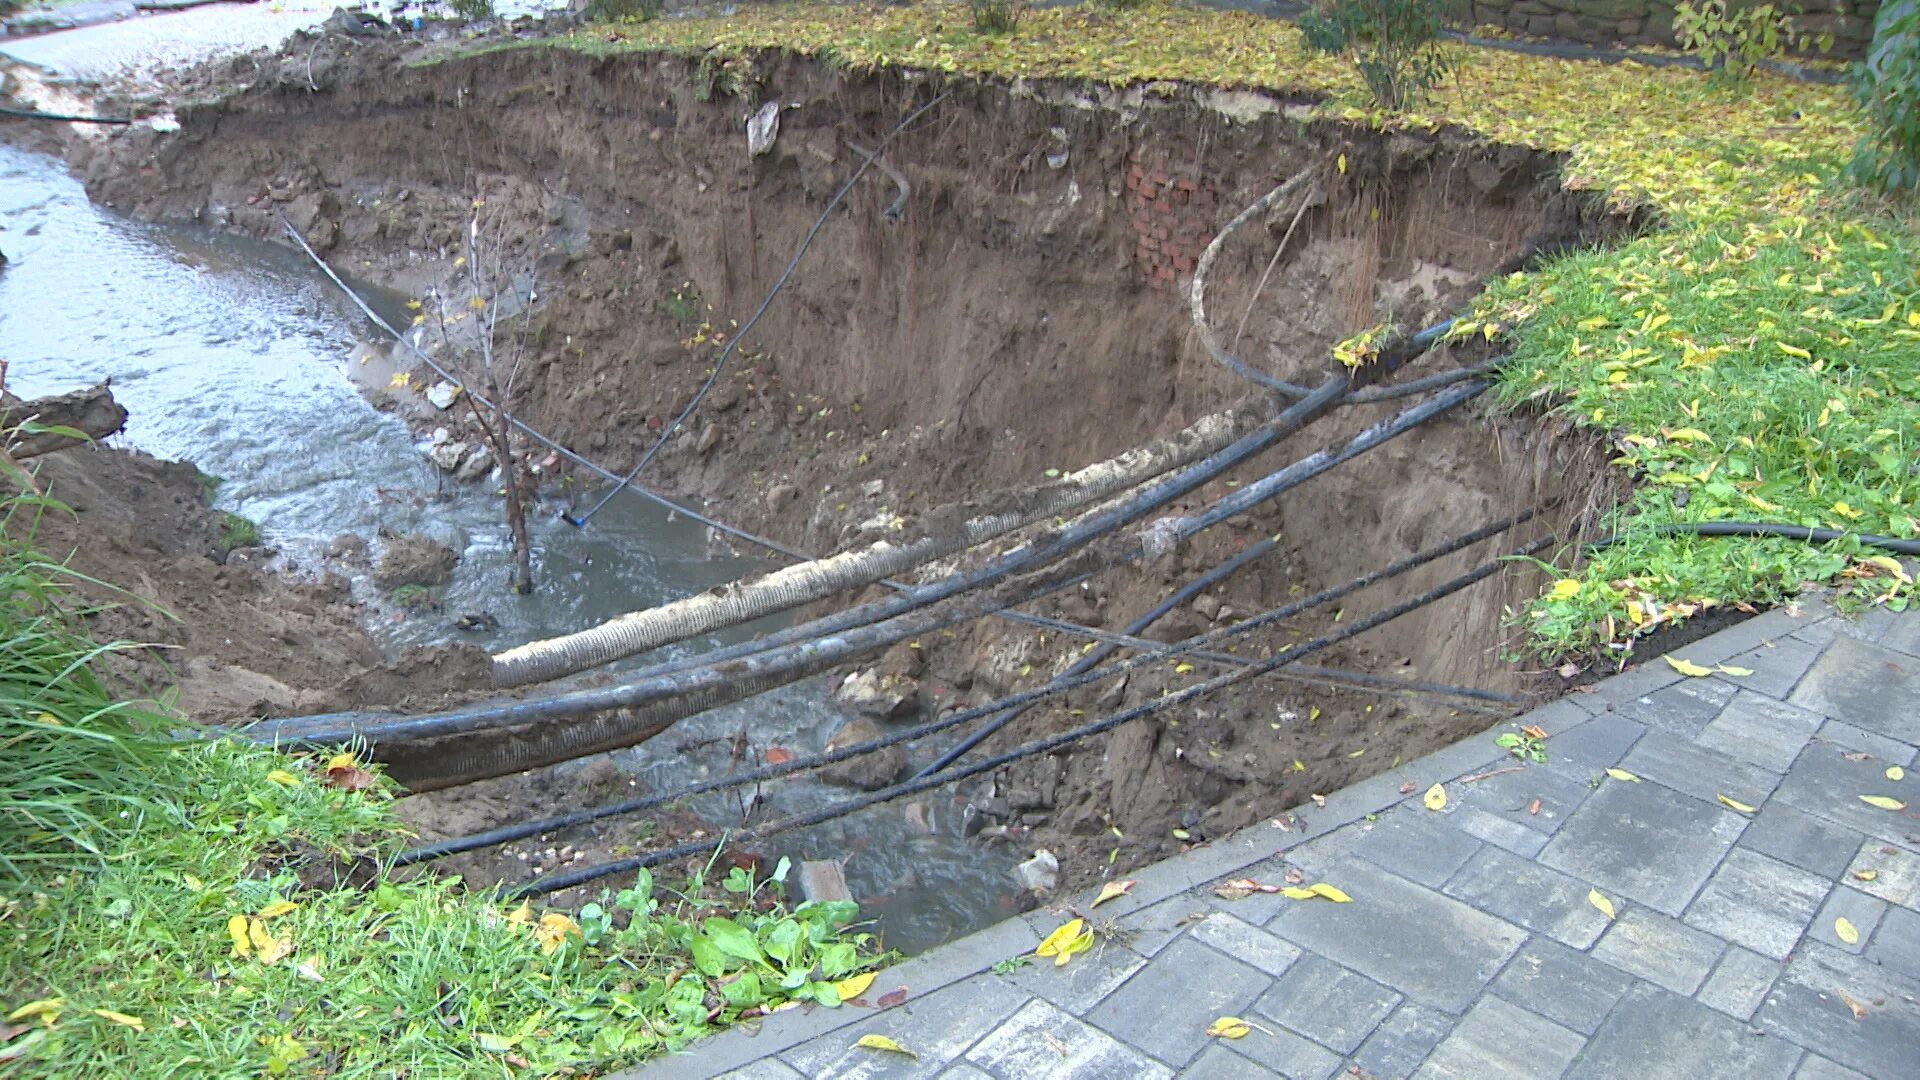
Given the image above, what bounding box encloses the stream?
[0,140,1018,954]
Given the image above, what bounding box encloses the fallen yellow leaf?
[265,769,300,787]
[227,915,251,959]
[833,972,877,1002]
[1423,783,1447,811]
[1207,1016,1253,1039]
[1548,579,1581,601]
[1280,886,1317,900]
[1835,917,1860,945]
[1854,869,1880,882]
[1589,889,1617,920]
[1717,795,1757,814]
[1715,664,1755,677]
[257,900,297,919]
[1308,883,1352,903]
[92,1009,145,1032]
[534,912,580,955]
[6,998,63,1024]
[505,901,532,926]
[1860,795,1908,811]
[1036,918,1086,958]
[1663,656,1714,677]
[1606,768,1641,782]
[1091,880,1136,909]
[249,919,292,965]
[1889,766,1906,781]
[855,1034,917,1058]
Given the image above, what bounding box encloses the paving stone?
[1204,856,1302,927]
[1489,936,1637,1035]
[1536,713,1644,777]
[1590,907,1726,996]
[1265,860,1526,1014]
[1793,1056,1873,1080]
[1770,740,1920,845]
[1539,777,1746,916]
[1809,886,1887,955]
[1442,844,1614,949]
[1790,636,1920,744]
[1351,806,1483,888]
[1085,937,1272,1067]
[1111,895,1209,957]
[1684,848,1832,960]
[1757,941,1920,1079]
[1251,953,1400,1054]
[780,974,1029,1080]
[1003,934,1147,1016]
[1188,912,1302,977]
[1697,691,1825,774]
[1618,728,1784,807]
[1738,802,1869,880]
[1565,982,1801,1080]
[1882,607,1920,659]
[1843,840,1918,909]
[1218,1021,1344,1079]
[1176,1044,1281,1079]
[1866,904,1920,982]
[1451,807,1548,858]
[1578,661,1685,710]
[1351,1003,1454,1080]
[935,1066,995,1080]
[1695,946,1782,1022]
[1448,763,1593,838]
[964,997,1173,1080]
[1608,676,1737,739]
[717,1060,808,1080]
[1413,996,1584,1079]
[1814,719,1918,767]
[1711,635,1826,700]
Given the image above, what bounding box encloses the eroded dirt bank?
[36,33,1638,892]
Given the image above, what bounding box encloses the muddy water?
[0,142,1016,953]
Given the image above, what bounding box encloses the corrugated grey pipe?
[490,406,1254,687]
[262,379,1483,790]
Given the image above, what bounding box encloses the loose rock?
[817,716,907,790]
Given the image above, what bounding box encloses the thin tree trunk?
[465,389,534,594]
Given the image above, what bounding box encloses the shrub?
[1849,0,1920,195]
[448,0,494,21]
[1295,0,1453,110]
[589,0,664,22]
[218,510,261,549]
[970,0,1026,34]
[1672,0,1823,86]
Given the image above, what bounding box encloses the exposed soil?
[13,27,1644,898]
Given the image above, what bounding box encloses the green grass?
[0,502,882,1075]
[216,511,260,550]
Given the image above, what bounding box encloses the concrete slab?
[1771,740,1920,846]
[963,997,1174,1080]
[1565,982,1801,1080]
[1590,907,1727,996]
[1866,904,1920,982]
[1251,953,1400,1055]
[1738,801,1870,880]
[1351,1003,1454,1080]
[1084,937,1273,1067]
[1539,777,1746,916]
[1618,728,1785,807]
[1175,1044,1282,1079]
[1351,806,1484,889]
[1489,936,1638,1035]
[1442,844,1614,949]
[778,975,1030,1080]
[1607,676,1736,739]
[1756,942,1920,1079]
[1414,996,1584,1080]
[1711,635,1825,699]
[1684,848,1832,960]
[1790,636,1920,744]
[1187,912,1302,978]
[1694,946,1782,1022]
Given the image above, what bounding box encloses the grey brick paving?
[627,604,1920,1080]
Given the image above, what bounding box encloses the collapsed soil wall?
[67,39,1634,883]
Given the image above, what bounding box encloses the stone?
[1567,982,1800,1080]
[1696,947,1782,1022]
[1353,1002,1454,1080]
[1539,777,1745,916]
[835,668,916,721]
[425,380,460,410]
[1714,635,1825,699]
[881,642,926,679]
[1866,904,1920,982]
[1187,912,1300,977]
[1264,859,1527,1013]
[779,973,1027,1078]
[1810,886,1887,955]
[1843,840,1919,909]
[1191,593,1222,622]
[1086,937,1274,1067]
[1738,801,1867,880]
[427,438,469,472]
[1014,849,1059,895]
[1756,942,1920,1079]
[1617,729,1783,807]
[1219,1020,1343,1079]
[764,483,799,510]
[1252,954,1400,1054]
[860,478,884,498]
[1770,740,1920,845]
[1790,636,1920,743]
[1352,806,1484,888]
[1490,936,1637,1035]
[1177,1044,1282,1080]
[1590,907,1726,996]
[1815,719,1917,767]
[1697,690,1825,773]
[1609,676,1737,739]
[1442,844,1614,949]
[696,422,721,456]
[715,1060,806,1080]
[373,533,458,589]
[453,446,493,483]
[1684,848,1832,960]
[1418,996,1586,1079]
[816,716,907,790]
[965,998,1173,1079]
[326,533,369,565]
[1002,931,1145,1015]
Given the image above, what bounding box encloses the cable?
[0,106,133,125]
[566,92,951,528]
[1589,521,1920,558]
[508,533,1555,897]
[393,506,1540,864]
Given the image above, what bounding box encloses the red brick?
[1175,177,1198,192]
[1152,224,1170,240]
[1153,198,1172,214]
[1133,214,1153,233]
[1149,169,1170,186]
[1157,264,1177,281]
[1139,236,1159,253]
[1125,172,1141,192]
[1173,253,1194,272]
[1171,188,1190,206]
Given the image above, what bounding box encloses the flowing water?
[0,141,1017,953]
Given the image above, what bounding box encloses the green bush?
[448,0,494,20]
[217,510,260,549]
[970,0,1026,34]
[1672,0,1822,86]
[589,0,664,22]
[1295,0,1453,110]
[1849,0,1920,195]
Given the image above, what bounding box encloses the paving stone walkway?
[627,600,1920,1079]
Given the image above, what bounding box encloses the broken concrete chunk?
[1015,849,1059,895]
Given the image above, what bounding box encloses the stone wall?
[1444,0,1881,60]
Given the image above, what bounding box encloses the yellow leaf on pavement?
[1055,927,1095,966]
[1606,768,1641,782]
[1207,1016,1253,1039]
[1036,918,1086,958]
[1715,664,1755,677]
[1663,656,1714,677]
[1280,887,1316,900]
[1091,880,1136,909]
[92,1009,145,1032]
[1889,766,1906,781]
[1423,783,1447,811]
[855,1034,917,1058]
[1835,917,1860,945]
[1854,869,1880,882]
[1308,883,1352,903]
[1589,889,1617,920]
[833,972,877,1002]
[1717,795,1757,814]
[1860,795,1908,811]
